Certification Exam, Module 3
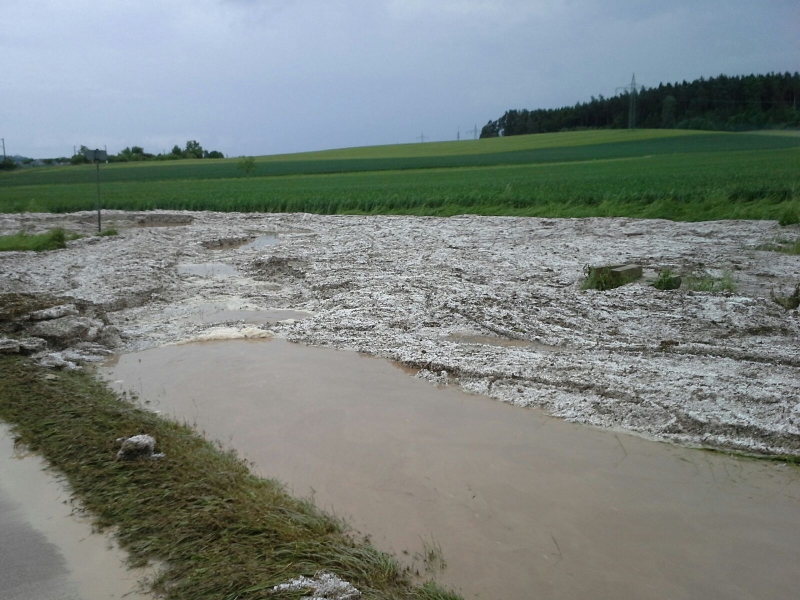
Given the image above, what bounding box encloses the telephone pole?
[1,138,5,162]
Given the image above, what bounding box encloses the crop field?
[1,130,798,221]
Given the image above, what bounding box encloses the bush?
[237,156,256,176]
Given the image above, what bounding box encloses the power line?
[616,73,643,129]
[416,133,428,143]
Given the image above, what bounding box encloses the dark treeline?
[481,73,800,138]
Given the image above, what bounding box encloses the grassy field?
[1,130,798,221]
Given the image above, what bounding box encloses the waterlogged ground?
[1,210,798,455]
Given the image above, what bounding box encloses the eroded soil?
[1,210,798,455]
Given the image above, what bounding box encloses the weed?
[581,265,640,291]
[684,270,736,293]
[652,268,682,290]
[0,356,460,600]
[414,537,447,575]
[770,284,800,310]
[412,581,463,600]
[0,228,69,252]
[778,209,799,226]
[97,228,118,237]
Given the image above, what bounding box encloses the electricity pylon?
[616,73,643,129]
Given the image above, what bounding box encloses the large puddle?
[101,340,800,600]
[0,425,152,600]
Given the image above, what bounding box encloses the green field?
[1,130,798,221]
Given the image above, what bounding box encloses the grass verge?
[0,356,461,600]
[0,228,79,252]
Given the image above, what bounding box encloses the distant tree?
[0,158,17,171]
[204,150,224,159]
[237,156,256,176]
[662,95,677,128]
[171,145,183,157]
[70,145,90,165]
[184,140,204,159]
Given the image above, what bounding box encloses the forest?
[481,73,800,138]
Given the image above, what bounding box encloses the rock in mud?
[27,316,104,346]
[250,256,308,281]
[28,304,78,321]
[115,434,165,461]
[0,338,21,354]
[18,337,47,354]
[36,352,80,371]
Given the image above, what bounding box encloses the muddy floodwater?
[0,426,152,600]
[102,339,800,600]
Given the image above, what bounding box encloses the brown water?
[0,425,152,600]
[101,340,800,600]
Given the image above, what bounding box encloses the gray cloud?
[2,0,797,157]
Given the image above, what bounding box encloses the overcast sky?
[2,0,798,158]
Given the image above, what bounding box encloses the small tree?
[237,156,256,176]
[184,140,203,159]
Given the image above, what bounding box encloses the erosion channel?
[101,338,800,600]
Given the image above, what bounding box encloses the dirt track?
[1,210,798,455]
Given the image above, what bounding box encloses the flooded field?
[0,425,152,600]
[1,210,797,455]
[102,339,800,600]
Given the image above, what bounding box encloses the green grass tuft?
[97,228,118,237]
[652,269,682,291]
[0,228,70,252]
[0,356,460,600]
[684,270,737,293]
[778,208,799,226]
[581,265,640,291]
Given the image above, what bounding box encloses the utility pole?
[416,133,428,143]
[1,138,5,162]
[616,73,643,129]
[466,124,478,140]
[457,127,460,141]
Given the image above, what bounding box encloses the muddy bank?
[1,210,798,455]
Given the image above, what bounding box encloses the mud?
[1,210,799,455]
[0,425,152,600]
[101,339,800,600]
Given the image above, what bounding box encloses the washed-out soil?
[1,210,798,456]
